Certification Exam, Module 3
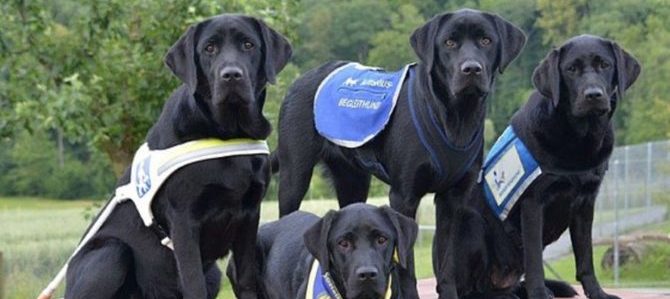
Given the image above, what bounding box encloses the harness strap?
[408,67,484,190]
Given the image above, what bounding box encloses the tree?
[1,0,299,178]
[367,4,425,70]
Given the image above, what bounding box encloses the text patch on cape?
[482,126,542,221]
[314,63,411,148]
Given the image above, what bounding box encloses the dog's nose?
[460,60,483,76]
[220,66,244,82]
[355,267,379,281]
[584,87,605,100]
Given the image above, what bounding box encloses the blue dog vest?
[314,63,411,148]
[481,126,542,221]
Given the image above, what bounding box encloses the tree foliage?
[1,0,670,199]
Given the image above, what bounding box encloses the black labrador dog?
[274,9,525,298]
[228,203,418,299]
[451,35,640,299]
[63,15,291,299]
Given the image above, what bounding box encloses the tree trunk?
[100,139,136,179]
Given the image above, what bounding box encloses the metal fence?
[597,140,670,216]
[525,140,670,285]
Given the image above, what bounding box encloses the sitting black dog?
[228,203,418,299]
[59,15,292,299]
[450,35,640,299]
[273,9,526,298]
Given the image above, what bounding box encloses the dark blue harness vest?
[314,63,482,188]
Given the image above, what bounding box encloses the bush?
[0,130,114,199]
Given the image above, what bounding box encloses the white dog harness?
[39,138,269,299]
[114,138,270,248]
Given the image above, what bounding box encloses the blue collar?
[306,251,397,299]
[407,66,484,189]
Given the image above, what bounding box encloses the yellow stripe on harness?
[113,138,270,230]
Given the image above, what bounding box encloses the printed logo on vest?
[485,144,525,205]
[135,156,152,198]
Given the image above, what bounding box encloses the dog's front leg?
[170,216,208,299]
[231,212,261,299]
[520,196,551,299]
[433,193,460,299]
[388,188,420,299]
[570,196,620,299]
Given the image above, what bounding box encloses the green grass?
[545,219,670,288]
[0,197,435,299]
[0,196,95,210]
[4,196,666,298]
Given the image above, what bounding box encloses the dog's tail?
[515,279,578,299]
[270,150,280,174]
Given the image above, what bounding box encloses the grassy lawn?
[545,219,670,288]
[0,197,435,299]
[3,196,667,298]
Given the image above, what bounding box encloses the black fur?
[227,204,418,299]
[274,9,526,298]
[64,14,291,299]
[453,35,640,299]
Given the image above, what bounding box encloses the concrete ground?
[417,278,670,298]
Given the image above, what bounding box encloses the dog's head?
[164,14,292,133]
[411,9,526,100]
[304,204,418,299]
[533,35,641,118]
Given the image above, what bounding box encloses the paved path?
[544,206,667,260]
[417,278,670,298]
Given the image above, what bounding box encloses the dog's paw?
[587,290,620,299]
[528,287,554,299]
[235,291,258,299]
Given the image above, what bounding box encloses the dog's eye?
[566,65,577,73]
[600,61,610,69]
[445,39,457,48]
[205,44,217,54]
[243,41,255,50]
[480,37,492,46]
[338,240,351,250]
[376,236,388,245]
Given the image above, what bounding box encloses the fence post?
[612,159,620,286]
[646,142,653,208]
[0,251,4,299]
[624,146,630,210]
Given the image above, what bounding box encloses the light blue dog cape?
[482,126,542,221]
[314,63,411,148]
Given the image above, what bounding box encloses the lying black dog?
[58,15,291,299]
[228,203,418,299]
[451,35,640,299]
[274,9,525,298]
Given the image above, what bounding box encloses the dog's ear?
[165,22,204,95]
[486,13,526,74]
[532,48,561,107]
[304,210,338,273]
[380,206,418,269]
[252,17,292,85]
[609,41,641,97]
[410,13,451,75]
